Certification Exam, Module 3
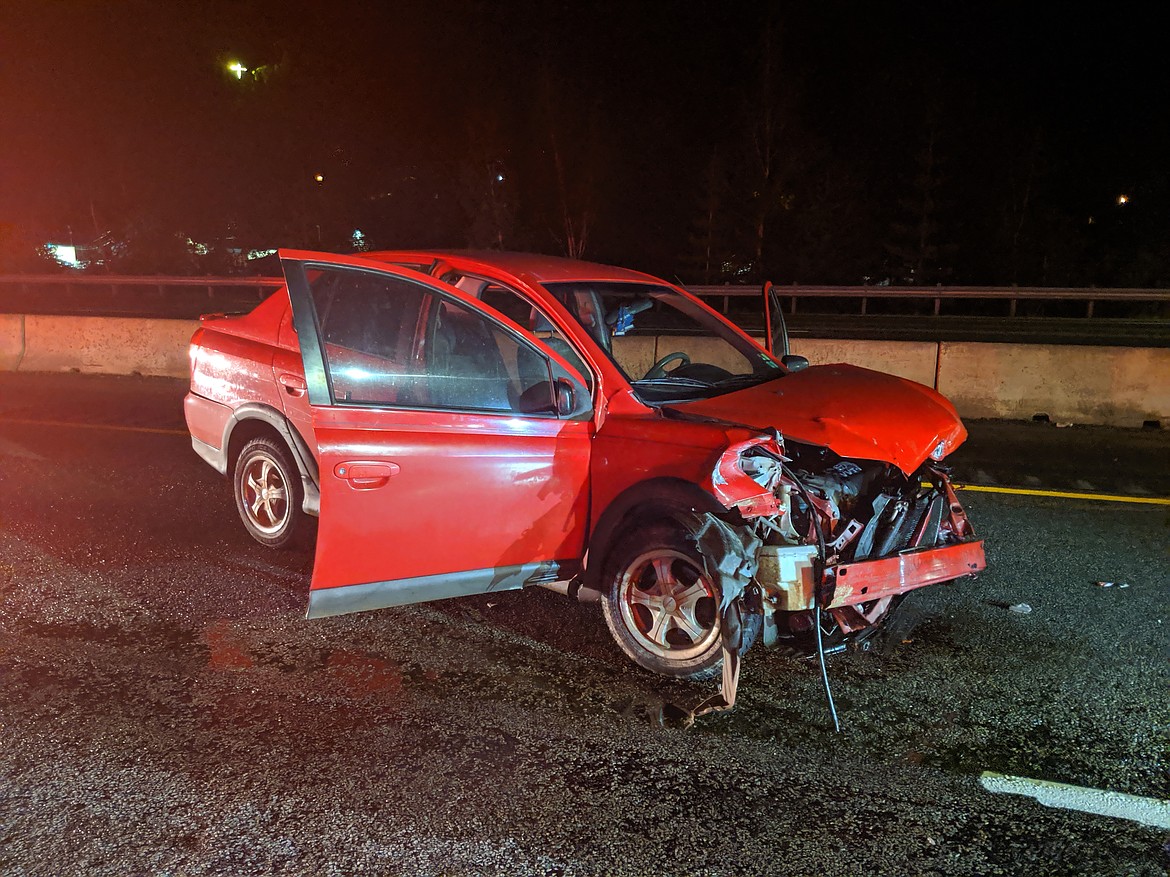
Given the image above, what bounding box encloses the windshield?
[542,281,783,403]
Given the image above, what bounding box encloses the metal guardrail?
[0,274,282,299]
[0,275,1165,313]
[0,274,1165,332]
[685,284,1170,318]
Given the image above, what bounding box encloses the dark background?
[2,1,1167,285]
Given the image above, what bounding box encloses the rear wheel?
[601,524,761,681]
[233,436,304,549]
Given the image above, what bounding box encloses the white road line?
[981,771,1170,829]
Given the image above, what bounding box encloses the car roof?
[366,249,667,286]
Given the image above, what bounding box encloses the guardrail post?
[1086,300,1095,318]
[933,297,941,316]
[860,296,868,316]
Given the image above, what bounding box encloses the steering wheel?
[643,351,691,380]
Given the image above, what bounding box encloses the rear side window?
[314,268,424,362]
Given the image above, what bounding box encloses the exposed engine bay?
[739,436,980,650]
[698,430,984,657]
[672,431,985,725]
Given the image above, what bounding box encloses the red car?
[185,249,984,693]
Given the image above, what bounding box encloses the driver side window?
[478,284,595,395]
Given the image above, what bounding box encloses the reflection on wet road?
[1,373,1168,876]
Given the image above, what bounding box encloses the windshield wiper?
[631,376,712,390]
[711,373,778,390]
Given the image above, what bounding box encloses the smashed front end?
[705,432,986,654]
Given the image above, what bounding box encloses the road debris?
[1093,581,1130,589]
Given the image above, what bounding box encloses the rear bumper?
[184,391,231,473]
[828,539,986,608]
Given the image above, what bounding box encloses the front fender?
[582,476,727,591]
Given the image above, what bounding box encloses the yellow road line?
[0,417,188,436]
[953,483,1170,506]
[4,419,1169,505]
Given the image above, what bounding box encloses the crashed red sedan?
[184,249,985,707]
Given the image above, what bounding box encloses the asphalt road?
[0,373,1167,876]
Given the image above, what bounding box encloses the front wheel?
[600,524,761,681]
[233,436,305,549]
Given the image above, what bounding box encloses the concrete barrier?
[15,315,197,378]
[0,314,24,370]
[610,336,657,379]
[937,342,1169,428]
[791,338,939,388]
[617,335,941,388]
[1,314,1166,427]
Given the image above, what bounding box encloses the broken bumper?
[756,539,986,612]
[827,540,986,608]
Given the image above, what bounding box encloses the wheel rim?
[240,452,289,536]
[617,549,721,661]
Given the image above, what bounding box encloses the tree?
[532,65,604,259]
[884,120,954,284]
[458,112,516,249]
[790,164,871,284]
[738,21,810,281]
[681,151,734,283]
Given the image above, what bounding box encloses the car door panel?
[307,407,590,616]
[279,250,592,617]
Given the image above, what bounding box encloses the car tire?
[233,435,304,549]
[600,523,761,681]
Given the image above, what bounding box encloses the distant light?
[351,228,369,251]
[314,173,325,183]
[246,248,277,261]
[46,243,81,267]
[227,61,248,80]
[1117,194,1129,205]
[495,173,505,182]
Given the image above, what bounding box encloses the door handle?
[278,373,307,396]
[334,461,400,489]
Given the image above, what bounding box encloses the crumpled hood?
[670,364,967,474]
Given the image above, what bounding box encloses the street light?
[1117,194,1130,206]
[227,61,248,80]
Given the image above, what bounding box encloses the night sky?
[2,1,1167,284]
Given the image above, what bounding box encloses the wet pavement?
[1,372,1168,876]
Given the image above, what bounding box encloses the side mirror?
[780,354,809,372]
[517,379,577,417]
[555,379,575,417]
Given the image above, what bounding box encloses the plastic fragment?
[1093,581,1129,589]
[1009,603,1033,614]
